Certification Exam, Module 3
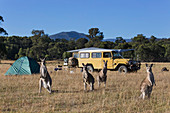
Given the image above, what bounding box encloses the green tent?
[5,56,40,75]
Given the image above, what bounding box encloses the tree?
[68,39,76,50]
[85,40,94,48]
[18,48,26,58]
[136,44,151,61]
[76,38,88,49]
[114,42,132,49]
[115,37,126,44]
[150,35,157,43]
[0,16,8,35]
[131,34,149,43]
[86,28,104,41]
[149,44,165,61]
[31,29,45,37]
[85,28,104,47]
[0,40,7,61]
[0,16,7,61]
[164,45,170,61]
[101,41,115,49]
[62,52,72,59]
[136,43,165,62]
[93,41,104,48]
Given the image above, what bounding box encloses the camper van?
[67,47,141,74]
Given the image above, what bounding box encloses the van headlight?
[128,61,133,65]
[129,60,137,65]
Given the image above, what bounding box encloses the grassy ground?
[0,61,170,113]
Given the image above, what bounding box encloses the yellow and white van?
[67,47,141,74]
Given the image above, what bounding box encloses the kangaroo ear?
[43,58,46,61]
[106,60,108,62]
[40,58,43,61]
[82,63,84,66]
[103,60,105,62]
[145,64,148,67]
[150,64,153,67]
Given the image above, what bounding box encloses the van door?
[102,52,113,69]
[91,52,102,69]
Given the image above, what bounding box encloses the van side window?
[103,52,111,58]
[92,52,102,58]
[80,53,90,58]
[73,53,79,58]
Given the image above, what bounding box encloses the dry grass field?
[0,60,170,113]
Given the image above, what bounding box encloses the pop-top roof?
[67,47,134,53]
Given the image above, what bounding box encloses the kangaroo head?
[146,64,153,73]
[103,60,108,68]
[82,63,88,72]
[40,58,46,66]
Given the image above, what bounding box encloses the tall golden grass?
[0,61,170,112]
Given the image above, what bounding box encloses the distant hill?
[49,31,132,42]
[102,39,132,42]
[49,31,88,40]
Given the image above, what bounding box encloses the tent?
[5,56,40,75]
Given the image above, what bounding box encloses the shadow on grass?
[51,86,117,94]
[0,63,13,65]
[52,89,105,94]
[52,89,81,94]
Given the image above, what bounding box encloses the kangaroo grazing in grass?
[139,64,156,99]
[97,60,107,88]
[161,67,169,72]
[39,58,52,94]
[82,63,95,91]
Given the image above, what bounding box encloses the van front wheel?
[118,65,127,74]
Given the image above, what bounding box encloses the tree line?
[0,28,169,62]
[0,16,170,62]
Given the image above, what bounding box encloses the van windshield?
[112,50,134,59]
[112,51,123,59]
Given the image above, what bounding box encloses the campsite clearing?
[0,60,170,112]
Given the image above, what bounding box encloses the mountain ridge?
[49,31,132,42]
[49,31,88,40]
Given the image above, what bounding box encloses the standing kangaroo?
[139,64,156,99]
[82,63,95,91]
[97,60,107,88]
[39,58,52,93]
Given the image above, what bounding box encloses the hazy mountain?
[49,31,132,42]
[102,39,132,42]
[49,31,88,40]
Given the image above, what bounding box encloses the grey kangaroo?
[97,60,107,88]
[139,64,156,99]
[39,58,52,93]
[82,63,95,91]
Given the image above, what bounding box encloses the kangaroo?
[139,64,156,99]
[97,60,107,88]
[39,58,52,93]
[161,67,169,72]
[82,63,95,91]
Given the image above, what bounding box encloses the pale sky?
[1,0,170,39]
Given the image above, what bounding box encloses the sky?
[0,0,170,39]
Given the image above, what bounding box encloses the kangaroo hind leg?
[47,82,52,94]
[84,82,87,91]
[39,79,43,93]
[90,83,94,91]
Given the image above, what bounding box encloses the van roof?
[67,47,134,53]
